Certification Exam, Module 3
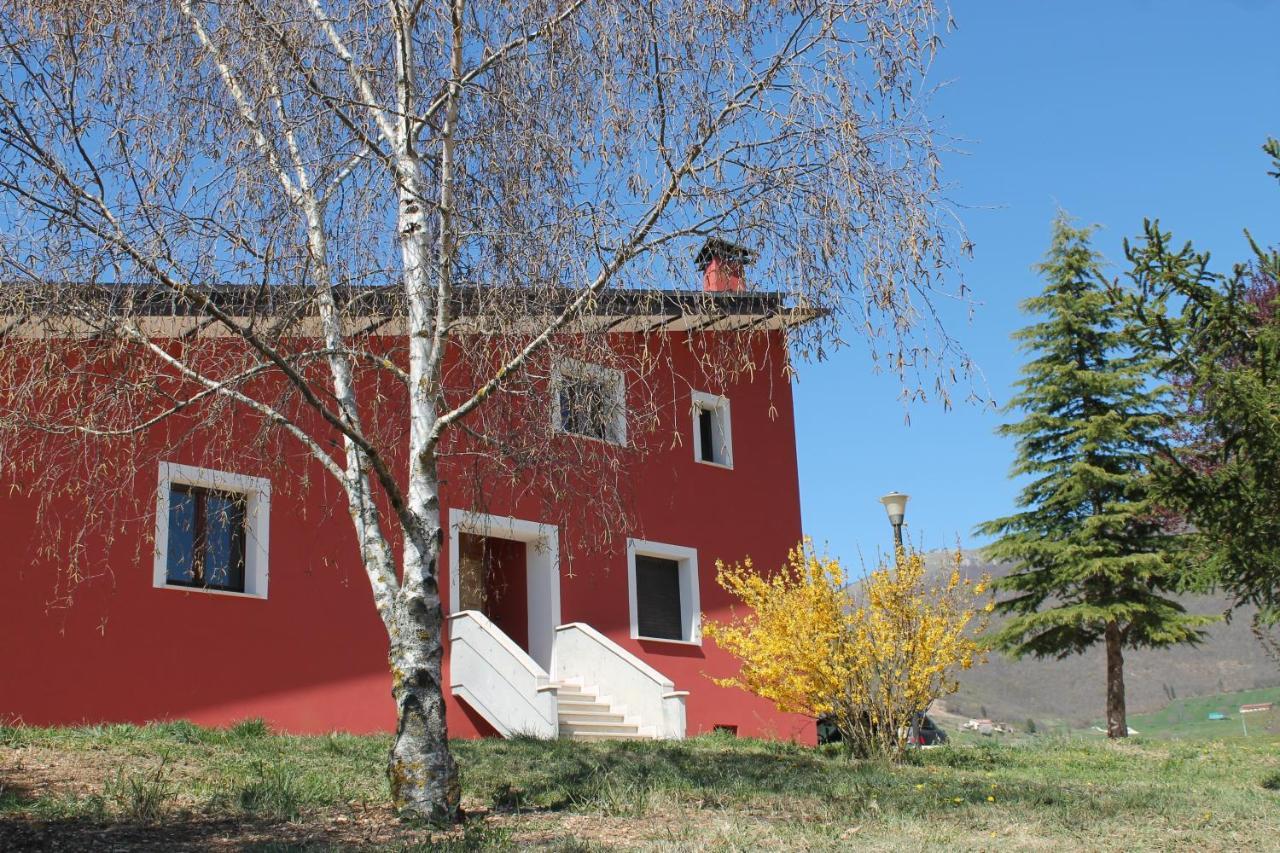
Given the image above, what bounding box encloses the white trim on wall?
[447,510,562,671]
[691,390,733,469]
[152,461,271,599]
[626,538,701,646]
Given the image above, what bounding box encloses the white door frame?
[446,509,561,671]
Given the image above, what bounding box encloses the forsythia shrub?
[704,540,993,759]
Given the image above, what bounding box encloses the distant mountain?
[923,550,1280,728]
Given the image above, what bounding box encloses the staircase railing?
[447,610,558,738]
[551,622,687,739]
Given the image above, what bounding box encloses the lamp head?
[879,491,909,527]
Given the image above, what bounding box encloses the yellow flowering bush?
[704,540,993,759]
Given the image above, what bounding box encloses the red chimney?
[695,238,755,293]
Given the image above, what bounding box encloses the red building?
[0,269,814,743]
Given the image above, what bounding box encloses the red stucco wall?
[0,331,811,742]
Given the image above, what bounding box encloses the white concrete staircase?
[449,612,686,741]
[555,682,649,741]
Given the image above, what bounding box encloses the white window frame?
[626,538,701,646]
[551,359,627,446]
[153,461,271,599]
[691,390,733,469]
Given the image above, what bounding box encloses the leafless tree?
[0,0,967,821]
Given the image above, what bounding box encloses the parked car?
[907,714,948,747]
[816,713,948,747]
[816,715,841,745]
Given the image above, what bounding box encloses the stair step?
[560,721,640,734]
[555,691,597,703]
[559,711,626,723]
[550,682,647,741]
[557,700,611,712]
[563,731,653,741]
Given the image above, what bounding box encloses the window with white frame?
[553,360,626,445]
[691,391,732,468]
[153,462,271,597]
[627,539,700,644]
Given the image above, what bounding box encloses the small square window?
[553,360,626,445]
[691,391,732,468]
[154,462,270,598]
[627,539,700,645]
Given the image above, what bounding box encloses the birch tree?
[0,0,966,821]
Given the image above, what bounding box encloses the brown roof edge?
[0,283,822,329]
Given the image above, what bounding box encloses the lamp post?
[879,491,909,552]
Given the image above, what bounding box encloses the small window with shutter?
[691,391,732,468]
[634,556,683,640]
[627,539,700,644]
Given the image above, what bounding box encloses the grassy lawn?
[2,722,1279,850]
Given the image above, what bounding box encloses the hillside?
[925,550,1280,728]
[1126,685,1280,739]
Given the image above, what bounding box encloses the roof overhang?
[0,285,821,338]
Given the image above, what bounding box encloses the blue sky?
[793,0,1280,569]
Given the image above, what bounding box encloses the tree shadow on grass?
[457,737,1102,821]
[459,737,865,813]
[0,772,37,811]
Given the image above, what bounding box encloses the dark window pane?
[560,382,594,437]
[163,484,247,592]
[635,556,683,640]
[165,488,197,584]
[699,409,716,463]
[204,492,246,591]
[560,375,615,441]
[559,385,576,433]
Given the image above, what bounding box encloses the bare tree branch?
[0,0,967,822]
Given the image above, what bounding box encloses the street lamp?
[879,491,909,551]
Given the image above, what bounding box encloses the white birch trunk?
[385,149,459,816]
[381,0,463,813]
[305,173,449,814]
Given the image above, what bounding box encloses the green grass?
[2,722,1279,850]
[1123,685,1280,739]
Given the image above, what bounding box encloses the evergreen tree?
[978,215,1210,739]
[1119,140,1280,632]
